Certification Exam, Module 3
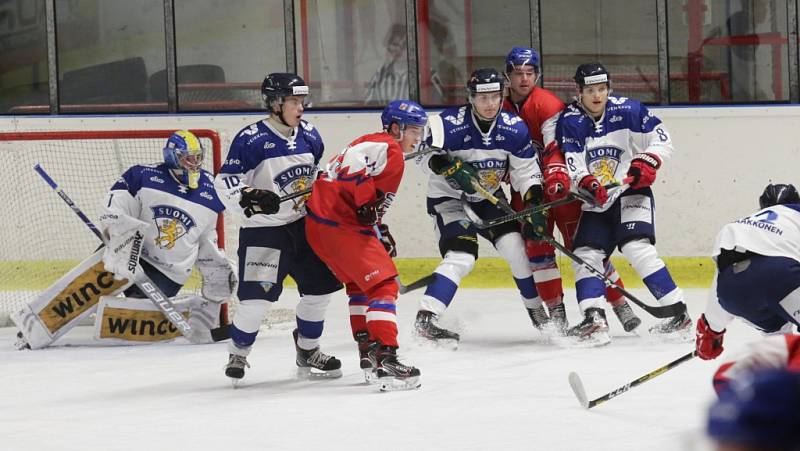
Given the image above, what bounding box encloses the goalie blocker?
[12,249,228,349]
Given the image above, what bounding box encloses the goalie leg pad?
[93,295,194,344]
[12,249,130,349]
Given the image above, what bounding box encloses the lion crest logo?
[151,205,196,250]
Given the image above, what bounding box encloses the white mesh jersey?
[713,204,800,262]
[99,164,226,285]
[421,104,542,202]
[556,96,674,210]
[214,119,324,227]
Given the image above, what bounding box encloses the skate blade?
[562,330,611,348]
[378,375,421,392]
[412,333,459,350]
[296,367,343,380]
[364,369,379,385]
[229,377,243,388]
[648,326,693,343]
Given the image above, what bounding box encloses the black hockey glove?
[377,223,397,257]
[356,190,386,226]
[239,188,281,217]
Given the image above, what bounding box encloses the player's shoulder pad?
[496,111,532,148]
[298,119,323,148]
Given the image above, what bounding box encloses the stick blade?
[568,372,590,409]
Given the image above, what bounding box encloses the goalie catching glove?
[239,187,281,217]
[101,215,151,282]
[429,154,478,194]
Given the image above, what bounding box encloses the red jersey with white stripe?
[306,132,404,230]
[714,334,800,393]
[503,86,565,166]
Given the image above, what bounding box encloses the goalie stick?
[33,164,197,340]
[465,178,686,319]
[279,144,442,203]
[568,350,697,409]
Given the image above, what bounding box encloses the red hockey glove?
[356,190,386,226]
[543,163,570,200]
[627,153,661,189]
[695,314,725,360]
[578,175,608,205]
[377,223,397,257]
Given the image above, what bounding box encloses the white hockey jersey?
[421,104,542,202]
[556,96,674,209]
[99,164,226,285]
[713,204,800,262]
[214,118,324,227]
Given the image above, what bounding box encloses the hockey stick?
[466,179,686,319]
[398,274,435,294]
[33,164,196,340]
[568,350,697,409]
[460,194,578,229]
[279,145,442,203]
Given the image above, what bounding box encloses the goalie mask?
[759,183,800,209]
[163,130,204,189]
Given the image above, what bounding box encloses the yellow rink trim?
[0,257,716,290]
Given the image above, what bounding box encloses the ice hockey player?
[707,333,800,396]
[12,130,236,349]
[304,99,428,391]
[503,46,640,334]
[214,73,343,383]
[695,183,800,364]
[555,63,691,345]
[706,367,800,451]
[412,67,548,343]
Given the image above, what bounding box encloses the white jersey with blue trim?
[714,204,800,263]
[421,104,542,202]
[99,163,226,285]
[556,96,674,206]
[214,118,324,227]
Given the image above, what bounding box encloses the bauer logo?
[39,261,127,333]
[151,205,196,250]
[586,146,623,186]
[99,306,189,342]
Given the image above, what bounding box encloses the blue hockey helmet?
[574,63,610,88]
[760,183,800,209]
[707,369,800,448]
[163,130,204,189]
[380,100,428,131]
[505,47,540,73]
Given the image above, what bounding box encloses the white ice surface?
[0,288,763,451]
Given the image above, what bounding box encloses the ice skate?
[612,301,642,332]
[375,345,421,392]
[225,354,250,387]
[547,302,568,334]
[355,331,379,384]
[649,311,693,341]
[527,304,550,331]
[414,310,460,343]
[293,329,342,379]
[567,308,611,347]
